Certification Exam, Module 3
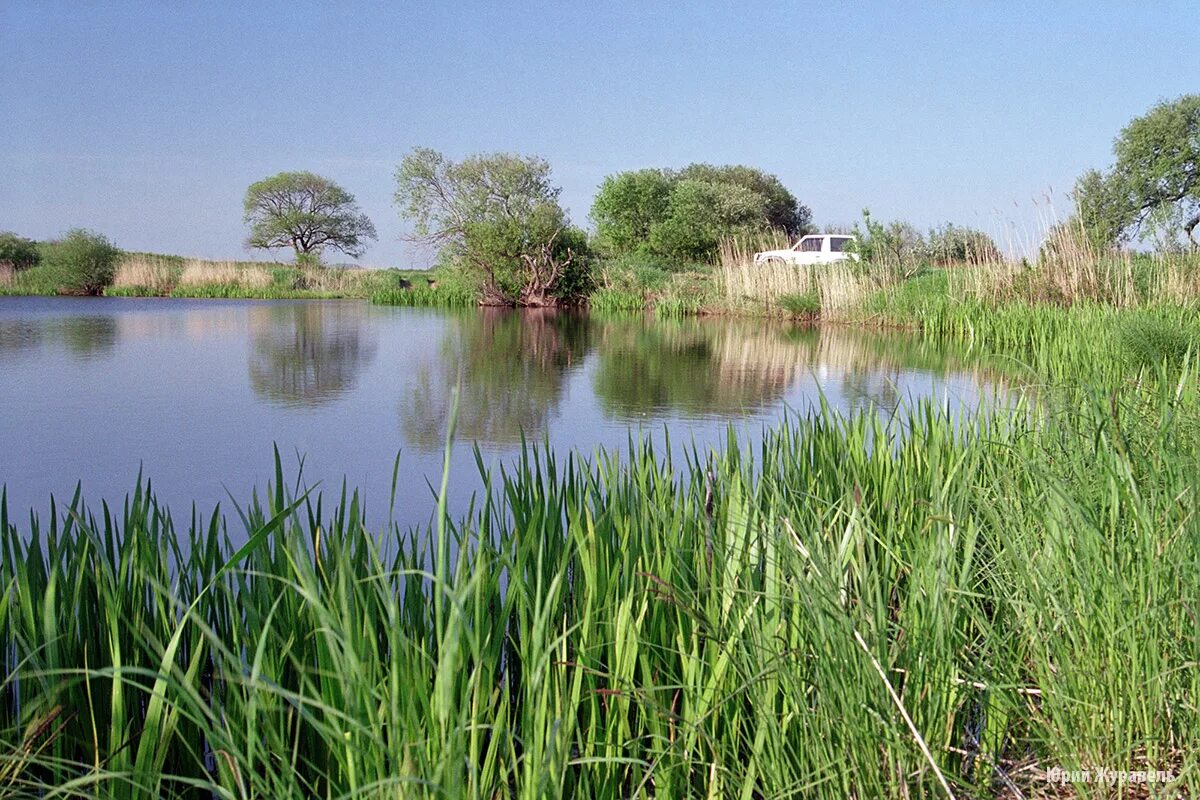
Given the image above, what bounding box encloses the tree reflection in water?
[0,319,44,359]
[0,316,118,360]
[594,318,976,418]
[592,316,810,417]
[248,303,377,408]
[403,310,984,449]
[402,308,590,449]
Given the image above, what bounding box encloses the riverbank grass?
[100,253,422,299]
[1,345,1198,796]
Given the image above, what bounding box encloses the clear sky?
[1,1,1194,266]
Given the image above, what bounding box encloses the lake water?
[0,297,997,532]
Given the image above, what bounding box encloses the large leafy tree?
[395,148,589,306]
[589,163,811,263]
[648,179,768,262]
[590,169,675,255]
[243,171,377,263]
[1075,95,1200,248]
[676,163,811,236]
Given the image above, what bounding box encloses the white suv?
[753,234,858,266]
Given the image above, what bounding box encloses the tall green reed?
[1,367,1197,797]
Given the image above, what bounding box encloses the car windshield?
[829,237,852,252]
[796,237,823,252]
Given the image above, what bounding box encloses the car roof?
[801,233,855,238]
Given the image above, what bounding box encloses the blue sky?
[1,2,1194,266]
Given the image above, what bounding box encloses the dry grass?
[717,234,901,318]
[177,259,273,289]
[717,235,810,304]
[300,267,371,294]
[949,217,1200,307]
[111,256,179,294]
[0,263,13,287]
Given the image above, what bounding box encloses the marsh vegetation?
[1,94,1198,798]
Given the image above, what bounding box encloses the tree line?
[3,95,1195,302]
[239,155,823,306]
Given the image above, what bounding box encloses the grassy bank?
[2,345,1199,796]
[105,253,424,299]
[0,247,431,300]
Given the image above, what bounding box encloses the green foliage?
[1069,168,1126,252]
[42,228,121,295]
[587,287,646,313]
[647,178,767,262]
[778,290,821,318]
[103,284,160,297]
[926,223,1001,265]
[589,169,675,255]
[851,210,926,273]
[244,171,377,261]
[0,232,40,272]
[372,264,479,307]
[396,148,589,306]
[294,250,322,268]
[372,283,475,308]
[1074,95,1200,248]
[590,163,811,263]
[677,163,812,235]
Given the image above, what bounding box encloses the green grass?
[372,284,476,308]
[588,288,647,313]
[0,262,64,296]
[2,351,1198,796]
[166,283,352,300]
[778,290,821,319]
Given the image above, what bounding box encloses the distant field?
[0,245,439,300]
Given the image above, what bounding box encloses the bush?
[590,164,812,264]
[852,211,926,274]
[926,223,1001,265]
[44,229,121,295]
[0,232,41,272]
[395,148,585,307]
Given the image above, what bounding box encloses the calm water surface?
[0,297,996,531]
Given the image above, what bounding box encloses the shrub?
[395,148,587,307]
[590,164,812,264]
[44,229,121,295]
[926,223,1001,265]
[851,211,926,275]
[0,232,41,272]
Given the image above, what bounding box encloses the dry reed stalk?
[717,233,806,304]
[302,267,366,293]
[178,259,272,288]
[112,256,178,293]
[817,262,883,317]
[1152,256,1200,304]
